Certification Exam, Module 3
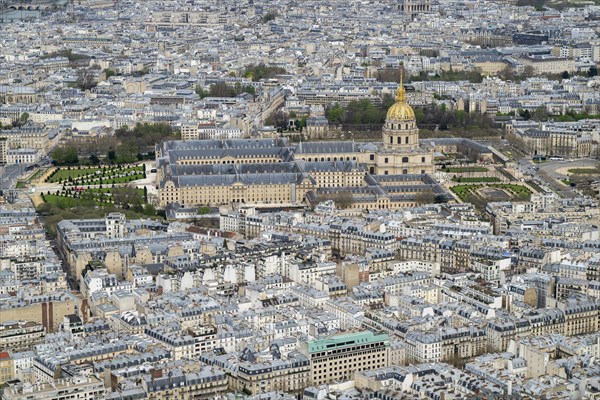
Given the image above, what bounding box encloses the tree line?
[323,99,495,132]
[52,123,180,166]
[196,82,256,98]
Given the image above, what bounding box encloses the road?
[503,134,599,198]
[516,158,598,199]
[537,158,598,179]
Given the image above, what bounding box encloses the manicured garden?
[42,186,146,206]
[46,165,145,184]
[451,177,501,183]
[28,167,50,182]
[444,166,488,173]
[451,183,532,202]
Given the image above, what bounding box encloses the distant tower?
[382,74,419,150]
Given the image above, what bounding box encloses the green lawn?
[42,188,145,208]
[450,185,472,201]
[568,168,598,175]
[499,184,530,192]
[47,167,104,182]
[28,167,50,182]
[451,183,531,201]
[47,165,144,183]
[84,173,145,186]
[445,167,488,173]
[15,181,26,189]
[451,177,501,183]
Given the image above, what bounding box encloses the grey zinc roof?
[294,141,364,154]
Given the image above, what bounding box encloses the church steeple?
[396,71,406,103]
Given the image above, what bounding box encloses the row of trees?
[326,99,390,125]
[377,65,483,84]
[243,63,287,81]
[38,196,157,238]
[52,123,180,166]
[512,107,600,122]
[195,82,256,98]
[414,103,495,131]
[323,99,495,132]
[377,64,597,85]
[265,110,308,131]
[40,49,90,64]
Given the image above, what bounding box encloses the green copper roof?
[307,330,389,353]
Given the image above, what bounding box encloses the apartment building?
[0,321,45,353]
[1,376,106,400]
[302,330,390,386]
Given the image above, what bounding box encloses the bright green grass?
[446,167,488,173]
[47,165,144,183]
[451,177,501,183]
[568,168,598,175]
[43,188,145,208]
[451,183,532,201]
[28,168,50,182]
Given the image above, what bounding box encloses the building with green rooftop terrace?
[301,330,390,386]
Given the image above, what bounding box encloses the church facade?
[294,82,434,176]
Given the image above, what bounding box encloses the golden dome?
[386,78,415,121]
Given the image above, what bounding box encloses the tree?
[262,11,277,23]
[112,186,141,208]
[377,68,401,83]
[143,203,156,216]
[195,85,209,98]
[533,106,549,121]
[243,63,287,81]
[265,110,289,130]
[198,206,210,214]
[243,85,256,96]
[103,68,116,79]
[588,66,598,77]
[208,82,236,97]
[523,65,536,78]
[325,103,344,124]
[561,71,570,80]
[76,68,97,91]
[333,192,354,209]
[415,189,435,205]
[381,93,394,109]
[52,146,79,165]
[19,112,29,125]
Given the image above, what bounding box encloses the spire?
[396,70,406,103]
